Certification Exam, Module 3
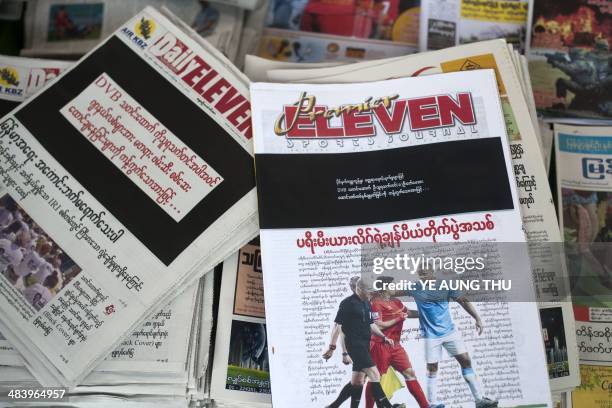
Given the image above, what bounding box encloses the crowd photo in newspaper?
[0,0,609,407]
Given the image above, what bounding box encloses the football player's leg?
[366,344,389,408]
[447,340,497,408]
[392,346,429,408]
[454,352,482,400]
[425,338,443,404]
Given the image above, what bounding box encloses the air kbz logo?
[273,91,477,138]
[582,157,612,180]
[121,16,156,49]
[135,17,155,40]
[0,66,22,97]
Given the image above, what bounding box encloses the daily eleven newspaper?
[0,7,258,388]
[266,39,580,392]
[0,55,208,396]
[251,70,552,407]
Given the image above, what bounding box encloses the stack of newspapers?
[241,38,579,408]
[0,5,581,408]
[526,0,612,406]
[0,5,259,405]
[0,275,215,406]
[21,0,250,64]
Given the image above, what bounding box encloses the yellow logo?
[0,67,19,87]
[135,17,155,40]
[459,59,481,71]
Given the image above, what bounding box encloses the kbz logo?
[582,157,612,180]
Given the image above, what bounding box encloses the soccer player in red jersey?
[366,276,444,408]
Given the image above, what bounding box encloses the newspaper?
[0,55,71,116]
[0,282,199,377]
[210,240,270,406]
[419,0,529,51]
[264,39,581,391]
[22,0,245,61]
[189,2,245,63]
[234,0,270,70]
[0,6,258,388]
[256,0,419,62]
[0,56,204,386]
[554,124,612,407]
[0,274,220,407]
[265,0,419,44]
[526,0,612,122]
[244,55,347,81]
[187,271,216,404]
[539,120,553,176]
[257,28,417,63]
[250,70,552,407]
[0,280,204,408]
[517,52,541,149]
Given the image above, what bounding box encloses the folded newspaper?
[554,124,612,408]
[0,6,258,388]
[250,70,553,407]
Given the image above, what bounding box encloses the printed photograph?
[226,320,270,394]
[266,0,420,42]
[458,22,525,51]
[323,274,498,408]
[529,0,611,119]
[540,307,569,379]
[562,188,612,308]
[427,19,456,49]
[47,3,104,42]
[233,243,265,319]
[0,194,82,311]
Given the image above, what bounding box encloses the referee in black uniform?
[323,277,396,408]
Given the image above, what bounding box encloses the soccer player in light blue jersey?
[407,268,498,408]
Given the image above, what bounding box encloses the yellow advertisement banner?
[460,0,528,24]
[572,365,612,408]
[440,53,506,95]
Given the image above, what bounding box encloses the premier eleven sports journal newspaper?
[265,39,580,394]
[251,70,553,408]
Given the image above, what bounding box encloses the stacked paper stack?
[0,5,259,405]
[0,276,215,406]
[21,0,246,64]
[0,0,607,406]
